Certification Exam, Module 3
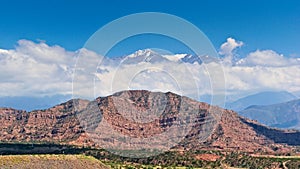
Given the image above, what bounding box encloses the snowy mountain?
[119,49,218,65]
[180,54,203,64]
[180,54,218,64]
[120,49,169,64]
[161,53,187,62]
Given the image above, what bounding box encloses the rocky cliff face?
[0,90,299,154]
[0,99,91,145]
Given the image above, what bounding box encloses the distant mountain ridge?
[240,99,300,130]
[0,90,299,154]
[0,95,71,111]
[226,91,297,111]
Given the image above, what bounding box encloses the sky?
[0,0,300,108]
[0,0,299,57]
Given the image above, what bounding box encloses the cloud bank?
[0,40,75,97]
[0,38,299,101]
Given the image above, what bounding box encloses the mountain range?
[0,90,299,155]
[225,91,297,111]
[224,91,300,130]
[0,95,71,111]
[116,49,217,65]
[240,99,300,129]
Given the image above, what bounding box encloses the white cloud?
[236,50,300,67]
[91,62,211,100]
[0,39,300,102]
[219,37,244,56]
[219,37,244,64]
[223,65,300,94]
[0,40,75,97]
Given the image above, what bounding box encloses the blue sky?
[0,0,299,57]
[0,0,300,110]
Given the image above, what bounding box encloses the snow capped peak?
[162,54,188,62]
[181,54,203,64]
[122,49,168,64]
[0,49,10,54]
[128,49,157,58]
[118,49,218,65]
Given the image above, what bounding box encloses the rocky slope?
[0,99,91,145]
[0,90,299,154]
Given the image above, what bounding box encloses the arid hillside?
[0,90,299,154]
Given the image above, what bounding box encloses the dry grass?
[0,154,109,169]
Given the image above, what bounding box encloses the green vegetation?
[1,143,300,168]
[222,152,300,169]
[0,142,93,155]
[88,150,300,169]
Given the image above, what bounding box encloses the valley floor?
[1,148,300,169]
[0,154,109,169]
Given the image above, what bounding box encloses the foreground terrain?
[0,152,300,169]
[0,154,109,169]
[1,90,300,168]
[0,142,300,168]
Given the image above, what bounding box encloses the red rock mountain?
[0,90,299,154]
